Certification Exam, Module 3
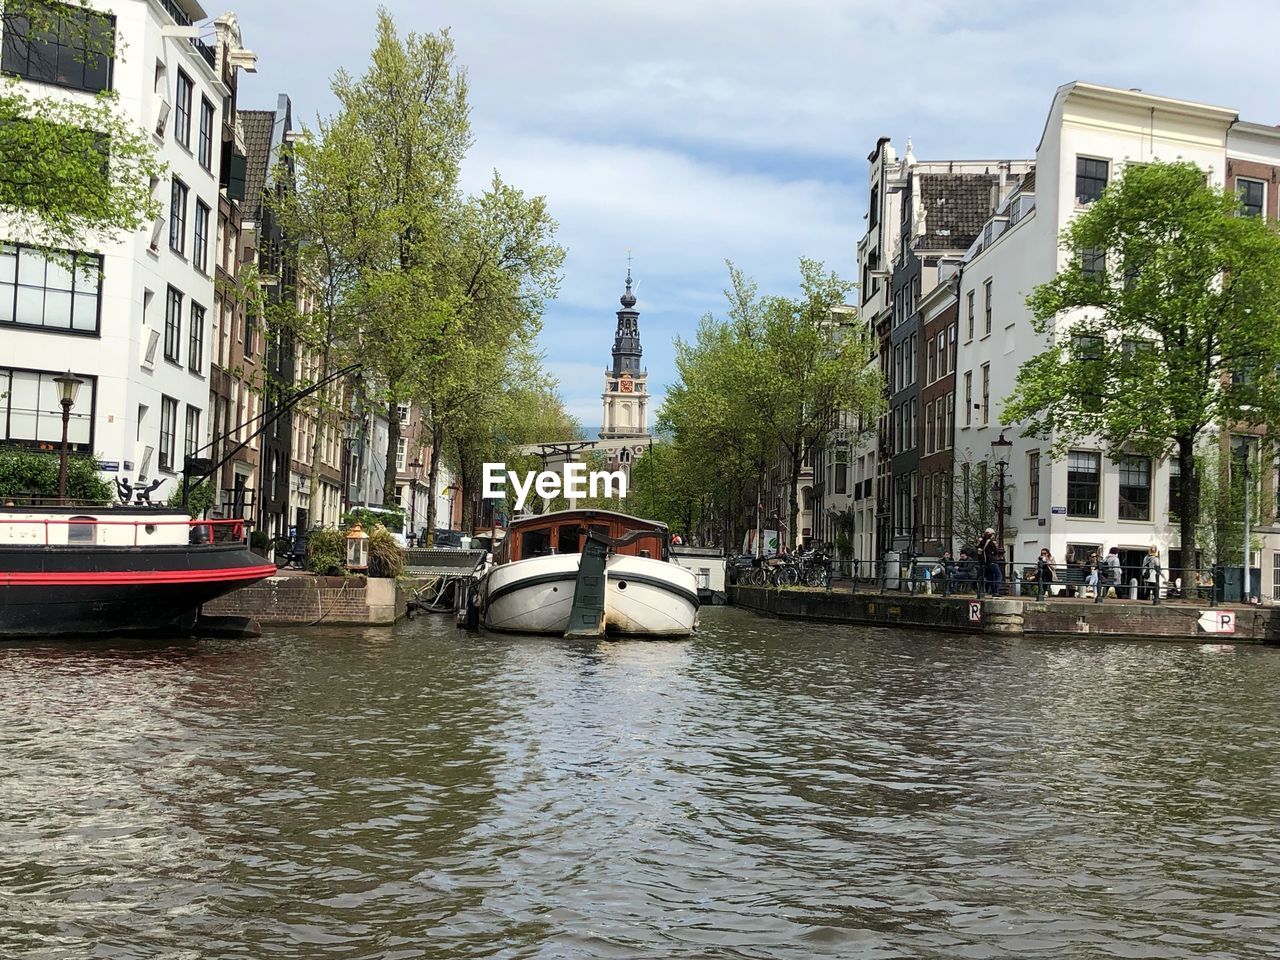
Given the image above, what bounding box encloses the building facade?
[1,0,225,507]
[597,268,652,473]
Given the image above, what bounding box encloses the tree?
[1004,161,1280,585]
[0,2,162,247]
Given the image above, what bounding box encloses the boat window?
[521,529,553,558]
[557,524,581,554]
[67,517,97,544]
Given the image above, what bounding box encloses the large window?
[396,436,407,472]
[983,279,992,335]
[1067,450,1101,518]
[1076,157,1109,205]
[981,364,990,426]
[159,395,177,472]
[1169,457,1181,519]
[1082,246,1106,280]
[194,200,210,272]
[1238,178,1265,218]
[169,178,188,254]
[1027,451,1040,516]
[966,290,975,341]
[188,301,204,372]
[834,444,847,494]
[164,285,182,362]
[0,366,95,451]
[174,70,193,147]
[964,371,973,427]
[198,96,215,170]
[1,0,115,93]
[1118,455,1151,520]
[0,243,101,334]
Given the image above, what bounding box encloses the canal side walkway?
[731,586,1280,643]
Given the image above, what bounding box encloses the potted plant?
[249,529,271,559]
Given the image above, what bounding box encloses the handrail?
[0,516,246,547]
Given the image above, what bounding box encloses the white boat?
[473,510,698,637]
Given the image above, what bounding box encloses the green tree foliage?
[661,260,883,549]
[1004,160,1280,583]
[0,2,162,247]
[0,448,111,502]
[167,480,217,517]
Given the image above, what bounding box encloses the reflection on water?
[2,609,1280,958]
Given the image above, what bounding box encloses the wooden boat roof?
[505,509,668,533]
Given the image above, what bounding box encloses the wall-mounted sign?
[968,601,982,622]
[1051,506,1067,515]
[1198,611,1235,634]
[1038,518,1046,526]
[98,461,120,472]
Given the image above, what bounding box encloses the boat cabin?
[497,510,669,564]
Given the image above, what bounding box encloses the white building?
[1,0,225,504]
[954,82,1280,585]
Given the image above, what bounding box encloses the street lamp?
[408,459,422,541]
[991,431,1013,551]
[1234,435,1255,602]
[53,370,84,504]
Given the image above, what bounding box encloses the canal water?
[2,607,1279,959]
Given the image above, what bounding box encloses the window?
[964,371,973,427]
[834,444,848,495]
[397,402,410,423]
[188,301,204,371]
[925,400,935,454]
[909,398,918,450]
[1118,455,1151,520]
[174,70,192,147]
[935,400,945,453]
[936,331,946,376]
[966,290,975,341]
[0,365,95,450]
[1076,157,1109,205]
[1238,178,1265,218]
[396,437,407,472]
[1067,450,1101,518]
[1169,457,1181,519]
[869,184,879,228]
[948,322,957,373]
[243,310,256,358]
[185,405,200,459]
[1,0,115,93]
[169,178,188,254]
[1082,246,1106,280]
[194,200,210,272]
[164,286,182,362]
[983,279,992,336]
[0,243,102,334]
[909,333,918,385]
[981,363,990,426]
[198,96,215,170]
[159,395,178,472]
[945,394,954,449]
[1028,451,1040,516]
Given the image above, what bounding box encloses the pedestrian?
[1037,548,1057,598]
[1084,551,1100,599]
[1100,547,1122,598]
[981,528,1004,596]
[1141,546,1160,600]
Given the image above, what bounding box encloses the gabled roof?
[238,109,275,215]
[918,173,1003,249]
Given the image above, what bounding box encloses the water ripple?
[2,609,1279,958]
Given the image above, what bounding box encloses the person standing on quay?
[1037,548,1057,598]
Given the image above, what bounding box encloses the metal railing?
[0,516,246,547]
[729,554,1265,607]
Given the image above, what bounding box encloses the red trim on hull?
[1,564,276,586]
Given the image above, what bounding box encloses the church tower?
[600,267,649,439]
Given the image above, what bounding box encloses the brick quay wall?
[730,586,1280,644]
[204,575,409,626]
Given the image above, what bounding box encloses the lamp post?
[408,459,422,541]
[1234,436,1254,602]
[991,431,1013,554]
[53,370,84,504]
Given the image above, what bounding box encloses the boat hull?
[480,553,699,637]
[0,544,275,638]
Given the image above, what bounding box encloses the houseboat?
[0,505,275,638]
[471,509,699,638]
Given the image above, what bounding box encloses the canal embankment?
[202,573,413,626]
[731,585,1280,643]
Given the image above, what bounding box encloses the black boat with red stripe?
[0,507,274,638]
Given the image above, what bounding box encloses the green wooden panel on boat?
[565,537,608,638]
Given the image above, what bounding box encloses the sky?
[226,0,1280,430]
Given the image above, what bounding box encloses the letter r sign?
[968,601,982,623]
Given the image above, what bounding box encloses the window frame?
[1238,177,1265,218]
[198,96,215,170]
[164,285,182,364]
[1027,451,1040,516]
[1076,156,1109,205]
[184,404,201,459]
[193,199,210,273]
[0,364,97,452]
[169,177,188,255]
[1067,450,1101,518]
[188,300,205,372]
[0,242,103,336]
[0,0,116,94]
[983,279,992,336]
[174,69,193,148]
[1118,454,1151,521]
[159,394,178,473]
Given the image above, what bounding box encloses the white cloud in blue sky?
[228,0,1280,427]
